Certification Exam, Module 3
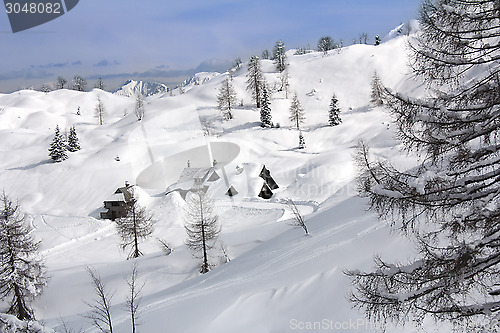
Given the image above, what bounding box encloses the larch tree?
[348,0,500,329]
[246,56,264,108]
[67,126,80,152]
[260,85,272,128]
[115,191,154,260]
[184,189,221,274]
[48,125,68,162]
[95,97,105,125]
[273,40,287,73]
[217,77,237,120]
[328,93,342,126]
[289,93,305,130]
[0,193,47,320]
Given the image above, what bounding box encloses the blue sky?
[0,0,422,92]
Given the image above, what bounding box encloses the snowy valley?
[0,31,464,333]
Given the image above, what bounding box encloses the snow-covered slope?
[0,35,448,332]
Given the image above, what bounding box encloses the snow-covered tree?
[260,85,272,127]
[317,36,334,54]
[48,125,68,162]
[95,77,105,90]
[348,0,500,328]
[289,93,305,130]
[234,58,242,70]
[184,189,221,274]
[55,76,66,90]
[370,71,384,106]
[298,131,305,149]
[0,193,47,320]
[67,126,80,152]
[39,84,51,93]
[116,192,154,260]
[374,35,381,46]
[328,94,342,126]
[246,56,264,108]
[134,94,145,121]
[72,75,87,92]
[273,40,287,72]
[217,78,237,120]
[95,97,105,125]
[261,49,270,60]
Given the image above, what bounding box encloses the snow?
[0,32,456,332]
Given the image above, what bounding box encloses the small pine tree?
[0,193,47,320]
[317,36,334,54]
[370,72,384,106]
[76,106,81,116]
[217,78,237,120]
[289,94,305,130]
[328,94,342,126]
[67,126,80,152]
[298,131,305,149]
[374,35,381,46]
[95,97,105,125]
[184,189,221,274]
[246,56,264,108]
[260,85,272,127]
[273,40,287,72]
[95,77,105,90]
[48,125,68,162]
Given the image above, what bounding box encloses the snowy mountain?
[114,79,169,97]
[0,32,456,332]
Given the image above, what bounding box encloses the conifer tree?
[72,75,87,92]
[328,94,342,126]
[374,35,381,46]
[261,49,270,60]
[0,193,47,320]
[217,78,237,120]
[273,40,287,72]
[67,126,80,152]
[317,36,334,54]
[95,97,105,125]
[135,94,145,121]
[348,0,500,328]
[246,56,264,108]
[48,125,68,162]
[370,72,384,106]
[184,189,221,274]
[116,191,154,260]
[55,76,66,90]
[289,94,305,130]
[95,77,105,90]
[260,85,272,127]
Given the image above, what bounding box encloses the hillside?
[0,34,449,332]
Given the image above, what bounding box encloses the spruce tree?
[72,75,87,92]
[273,40,287,73]
[260,85,272,127]
[95,77,105,90]
[217,78,237,120]
[0,193,47,320]
[374,35,381,46]
[48,125,68,162]
[317,36,334,54]
[328,94,342,126]
[246,56,264,108]
[55,76,66,90]
[289,94,305,130]
[184,189,220,274]
[67,126,80,152]
[348,0,500,328]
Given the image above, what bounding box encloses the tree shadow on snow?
[8,159,53,170]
